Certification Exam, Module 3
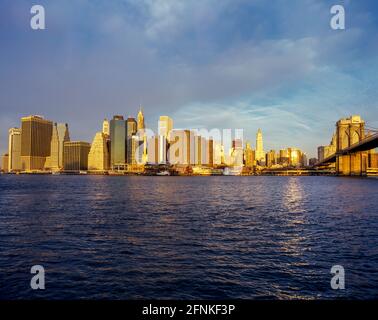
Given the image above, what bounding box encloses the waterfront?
[0,175,378,299]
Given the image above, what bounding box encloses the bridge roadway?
[314,132,378,167]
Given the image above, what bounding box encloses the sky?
[1,0,378,158]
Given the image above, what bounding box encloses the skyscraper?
[266,150,276,167]
[110,115,126,169]
[244,142,255,167]
[126,117,137,164]
[147,136,159,164]
[158,116,173,164]
[8,128,22,172]
[255,128,265,164]
[102,119,110,136]
[168,129,191,165]
[20,115,53,171]
[63,141,91,172]
[88,132,110,171]
[137,108,145,131]
[206,138,214,167]
[45,123,70,171]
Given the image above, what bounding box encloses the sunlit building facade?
[244,142,255,167]
[20,115,53,171]
[102,119,110,136]
[168,129,191,165]
[266,150,276,167]
[255,129,265,165]
[88,132,110,171]
[63,141,91,172]
[8,128,22,172]
[45,123,70,171]
[158,116,173,164]
[1,154,9,173]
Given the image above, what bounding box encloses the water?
[0,175,378,300]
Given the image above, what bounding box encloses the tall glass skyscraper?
[110,115,126,169]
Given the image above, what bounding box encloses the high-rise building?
[45,123,70,171]
[194,135,202,165]
[20,115,53,171]
[213,142,224,165]
[244,142,255,167]
[158,135,167,164]
[102,119,110,136]
[88,132,110,171]
[278,149,289,166]
[231,139,243,166]
[288,147,304,167]
[1,154,9,172]
[63,141,91,172]
[318,133,337,161]
[147,136,159,164]
[266,150,276,167]
[158,116,173,139]
[158,116,173,164]
[8,128,22,172]
[168,129,191,165]
[255,129,265,164]
[110,115,126,168]
[126,117,137,164]
[137,108,145,131]
[128,135,139,165]
[206,138,214,167]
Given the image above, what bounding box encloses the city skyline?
[1,1,378,159]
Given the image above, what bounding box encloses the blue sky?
[1,0,378,157]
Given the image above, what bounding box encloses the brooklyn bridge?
[314,115,378,176]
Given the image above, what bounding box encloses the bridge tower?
[336,115,367,176]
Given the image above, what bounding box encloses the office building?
[110,115,126,168]
[8,128,22,172]
[168,129,191,165]
[266,150,276,167]
[63,141,91,172]
[20,115,53,171]
[255,128,265,164]
[102,119,110,136]
[1,154,9,173]
[88,132,110,171]
[147,136,159,164]
[244,142,255,167]
[45,123,70,171]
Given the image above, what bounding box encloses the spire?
[137,107,145,131]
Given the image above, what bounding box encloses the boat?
[156,170,170,176]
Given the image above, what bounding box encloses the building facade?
[1,154,9,172]
[45,123,70,171]
[63,141,91,172]
[20,115,53,171]
[158,116,173,164]
[88,132,110,171]
[8,128,22,172]
[255,129,265,165]
[110,115,126,169]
